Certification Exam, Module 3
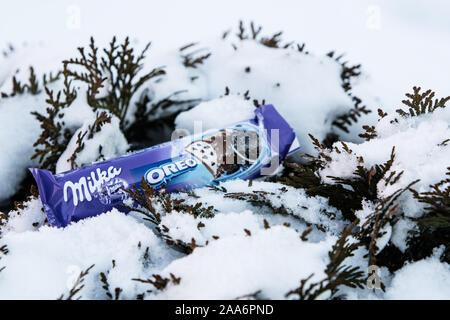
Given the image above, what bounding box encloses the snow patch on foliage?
[0,94,44,202]
[150,39,358,156]
[175,95,256,133]
[0,210,181,299]
[172,179,345,237]
[386,251,450,300]
[320,107,450,218]
[1,197,46,234]
[391,218,418,253]
[0,82,94,203]
[56,115,129,174]
[151,226,334,300]
[161,210,261,246]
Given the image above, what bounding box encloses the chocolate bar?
[30,105,300,227]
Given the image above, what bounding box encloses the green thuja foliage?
[67,111,112,170]
[42,71,63,87]
[280,86,449,271]
[100,272,122,300]
[234,290,263,300]
[222,188,334,232]
[360,87,449,141]
[406,168,450,263]
[132,273,181,295]
[326,51,361,93]
[180,42,211,68]
[326,52,371,134]
[0,211,8,229]
[332,97,371,134]
[397,86,450,117]
[63,36,165,129]
[128,87,201,149]
[0,244,8,273]
[275,162,359,221]
[121,178,215,225]
[328,146,404,203]
[31,77,77,171]
[99,260,123,300]
[231,21,292,49]
[121,178,216,253]
[0,185,41,233]
[276,136,402,221]
[357,179,419,268]
[58,264,95,300]
[359,109,387,141]
[228,21,369,137]
[1,43,14,58]
[120,178,169,225]
[30,36,170,171]
[286,220,365,300]
[0,245,9,255]
[277,133,430,272]
[133,89,200,121]
[414,169,450,228]
[1,67,42,98]
[1,66,62,99]
[223,86,267,108]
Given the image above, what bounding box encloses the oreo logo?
[145,158,198,186]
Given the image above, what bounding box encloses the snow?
[0,44,70,203]
[150,226,333,300]
[1,197,46,234]
[0,94,44,202]
[158,39,357,156]
[317,106,450,254]
[174,95,256,133]
[56,114,129,173]
[0,76,94,202]
[320,107,450,219]
[171,179,345,236]
[2,0,450,111]
[0,178,348,299]
[0,176,448,299]
[391,218,417,253]
[354,200,376,227]
[0,186,344,300]
[0,209,182,299]
[320,148,361,182]
[161,210,261,246]
[385,251,450,300]
[0,0,449,300]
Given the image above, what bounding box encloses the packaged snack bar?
[30,105,300,227]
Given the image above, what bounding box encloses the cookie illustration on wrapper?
[185,140,219,177]
[185,129,261,178]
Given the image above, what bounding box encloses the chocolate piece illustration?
[185,129,261,178]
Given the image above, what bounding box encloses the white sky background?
[1,0,449,110]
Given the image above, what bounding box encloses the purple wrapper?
[30,105,300,227]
